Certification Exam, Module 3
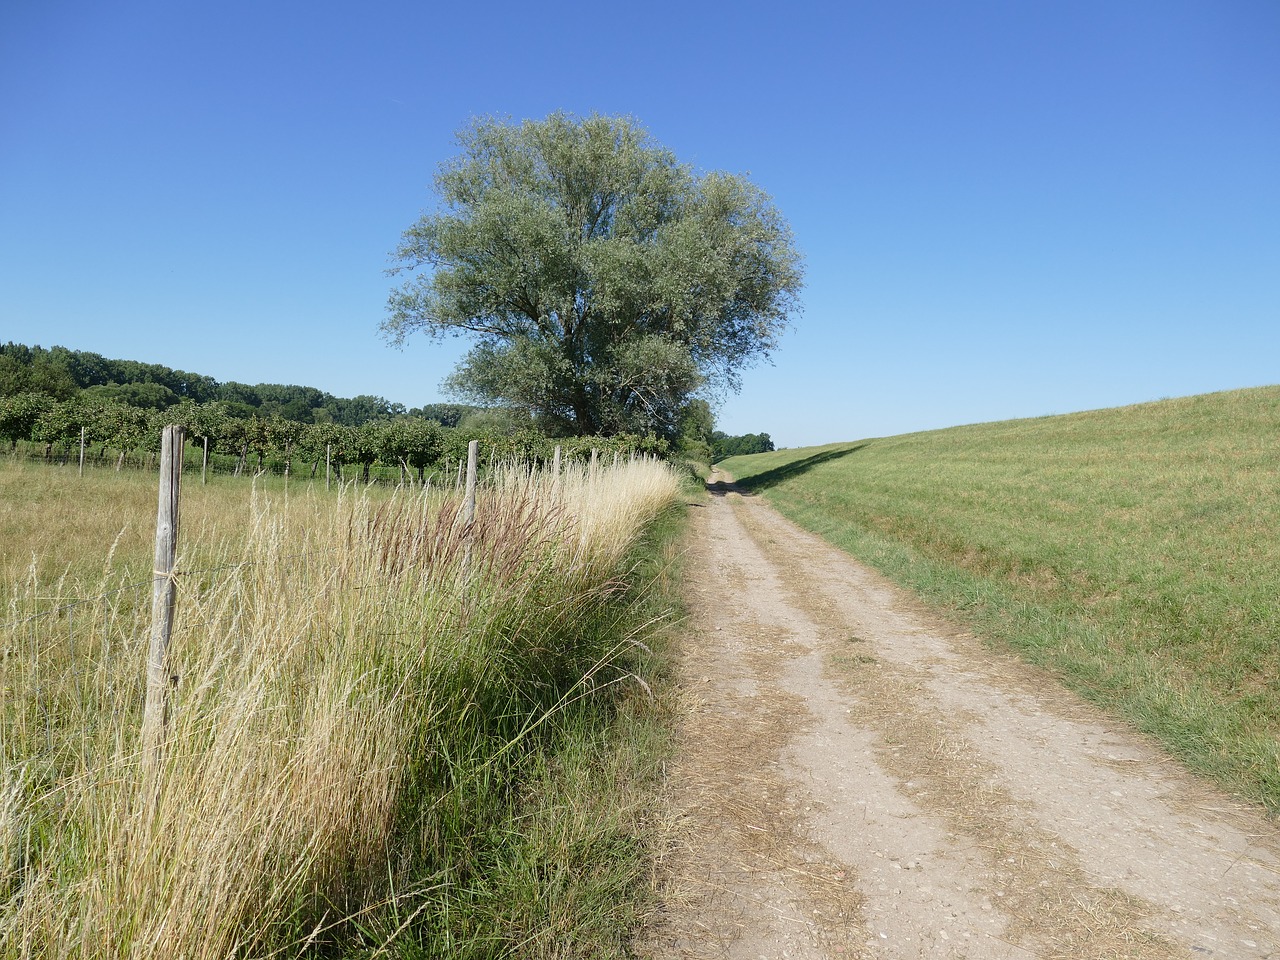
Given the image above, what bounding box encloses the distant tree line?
[0,342,674,480]
[1,342,780,476]
[711,431,775,462]
[0,342,431,426]
[0,389,669,481]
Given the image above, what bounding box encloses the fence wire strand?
[0,552,328,632]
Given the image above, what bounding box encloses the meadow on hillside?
[721,386,1280,811]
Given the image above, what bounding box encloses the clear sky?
[2,1,1277,448]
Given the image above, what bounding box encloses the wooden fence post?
[460,440,478,570]
[141,424,184,797]
[325,443,332,491]
[463,439,478,528]
[78,426,86,477]
[202,436,209,485]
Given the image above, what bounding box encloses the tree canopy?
[0,342,412,427]
[383,113,803,438]
[711,430,775,461]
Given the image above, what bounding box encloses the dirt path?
[639,476,1280,960]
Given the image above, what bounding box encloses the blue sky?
[2,0,1276,448]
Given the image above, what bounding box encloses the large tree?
[382,113,803,438]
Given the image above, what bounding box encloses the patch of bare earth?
[638,475,1280,959]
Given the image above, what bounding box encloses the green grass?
[721,386,1280,812]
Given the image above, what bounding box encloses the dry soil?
[639,473,1280,960]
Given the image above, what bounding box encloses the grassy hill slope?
[720,386,1280,811]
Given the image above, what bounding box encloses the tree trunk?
[570,386,598,436]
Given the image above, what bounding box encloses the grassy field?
[720,385,1280,812]
[1,456,684,958]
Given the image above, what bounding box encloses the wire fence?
[2,433,486,772]
[5,433,647,487]
[4,579,147,757]
[1,434,653,774]
[1,543,425,771]
[4,442,445,486]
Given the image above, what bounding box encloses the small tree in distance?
[383,112,803,439]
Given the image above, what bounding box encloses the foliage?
[720,386,1280,811]
[408,402,480,427]
[0,342,402,427]
[0,342,679,479]
[456,405,531,436]
[674,398,715,463]
[82,381,179,410]
[370,417,444,481]
[30,396,96,449]
[0,393,53,449]
[1,342,216,403]
[711,429,774,461]
[3,401,669,482]
[383,112,803,438]
[0,348,78,399]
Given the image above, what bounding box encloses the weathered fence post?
[141,424,184,798]
[463,439,478,528]
[325,443,332,491]
[553,444,562,477]
[78,426,86,477]
[201,436,209,485]
[460,440,478,570]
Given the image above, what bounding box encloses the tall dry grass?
[1,456,681,958]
